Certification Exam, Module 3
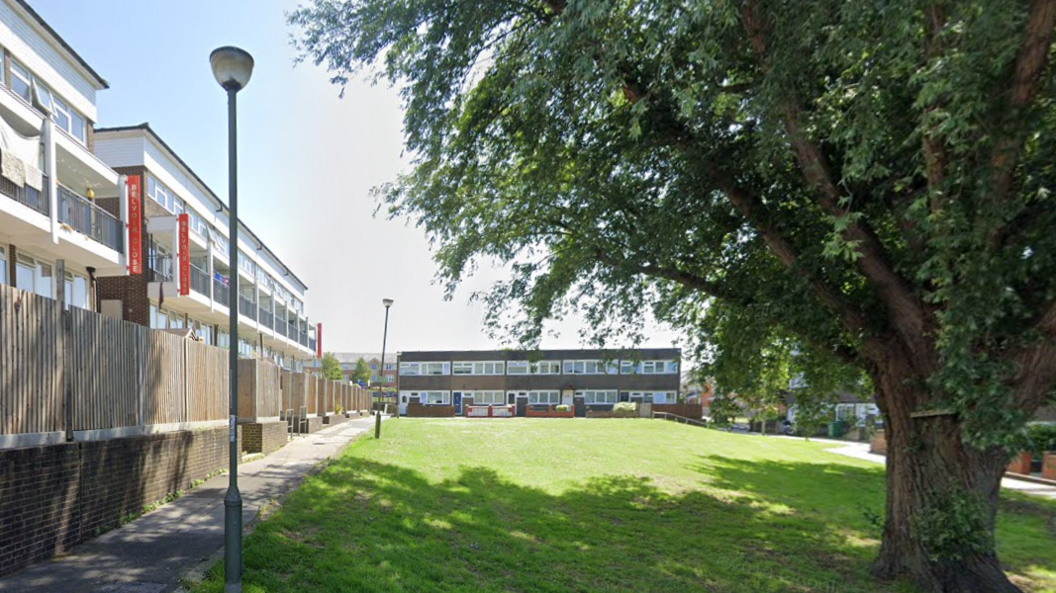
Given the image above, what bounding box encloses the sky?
[30,0,683,356]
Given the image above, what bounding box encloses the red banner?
[178,213,190,295]
[127,175,142,274]
[316,323,323,359]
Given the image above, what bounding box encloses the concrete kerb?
[175,416,389,592]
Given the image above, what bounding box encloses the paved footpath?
[0,415,385,593]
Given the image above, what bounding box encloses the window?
[652,391,676,404]
[9,60,89,145]
[528,391,561,404]
[507,360,529,375]
[63,272,88,309]
[452,361,504,375]
[35,260,53,298]
[15,255,34,292]
[562,360,614,375]
[422,391,450,405]
[0,246,6,285]
[530,360,561,375]
[384,363,395,371]
[238,251,255,275]
[10,61,31,101]
[469,391,505,405]
[399,362,449,376]
[622,360,679,374]
[580,390,618,404]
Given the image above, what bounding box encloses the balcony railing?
[275,320,287,338]
[309,337,317,353]
[0,175,49,217]
[57,185,123,252]
[239,295,257,321]
[299,330,308,347]
[190,265,209,296]
[259,307,273,330]
[287,320,297,340]
[149,253,173,282]
[213,277,230,306]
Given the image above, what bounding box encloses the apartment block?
[0,0,129,307]
[397,348,681,416]
[303,352,397,385]
[92,124,318,369]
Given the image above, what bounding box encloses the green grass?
[192,419,1056,593]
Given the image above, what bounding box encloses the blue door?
[453,392,463,414]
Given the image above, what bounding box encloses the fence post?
[57,259,73,442]
[136,329,143,427]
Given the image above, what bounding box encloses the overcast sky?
[31,0,683,356]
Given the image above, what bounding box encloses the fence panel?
[0,285,63,436]
[186,340,227,422]
[68,307,140,430]
[306,375,319,415]
[142,331,186,425]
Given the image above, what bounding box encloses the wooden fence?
[1,284,233,447]
[238,359,281,422]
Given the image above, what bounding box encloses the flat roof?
[95,123,309,292]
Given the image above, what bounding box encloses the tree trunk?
[869,356,1022,593]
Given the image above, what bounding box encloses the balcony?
[213,277,230,305]
[0,175,49,217]
[190,265,210,297]
[309,337,317,353]
[259,307,273,330]
[275,320,287,338]
[57,185,123,252]
[239,295,257,321]
[287,320,297,340]
[299,330,308,347]
[149,253,173,283]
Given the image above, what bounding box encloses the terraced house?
[93,124,319,370]
[397,348,681,417]
[0,0,128,307]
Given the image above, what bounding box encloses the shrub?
[555,405,570,412]
[1027,423,1056,456]
[613,402,638,414]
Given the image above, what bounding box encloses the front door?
[453,391,463,415]
[399,393,410,416]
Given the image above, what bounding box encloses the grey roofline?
[94,123,309,293]
[13,0,109,89]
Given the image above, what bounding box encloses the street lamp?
[376,298,394,438]
[211,45,253,593]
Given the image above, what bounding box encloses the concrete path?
[0,415,385,593]
[820,440,1056,500]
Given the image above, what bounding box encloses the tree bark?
[869,349,1023,593]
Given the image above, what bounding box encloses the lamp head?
[210,46,254,92]
[382,298,394,308]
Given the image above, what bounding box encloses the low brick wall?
[654,403,704,418]
[0,427,240,577]
[870,430,888,455]
[323,414,346,426]
[241,421,287,456]
[586,411,638,419]
[407,404,456,418]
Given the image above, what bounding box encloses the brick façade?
[0,426,241,577]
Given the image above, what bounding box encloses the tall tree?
[353,357,372,385]
[290,1,1056,591]
[320,352,344,381]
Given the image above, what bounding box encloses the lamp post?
[210,45,253,593]
[376,298,394,438]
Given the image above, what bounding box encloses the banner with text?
[127,175,142,275]
[178,213,190,296]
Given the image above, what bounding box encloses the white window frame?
[529,360,561,374]
[528,390,561,405]
[422,391,450,405]
[468,391,505,405]
[452,361,505,375]
[562,360,613,375]
[507,360,529,374]
[579,390,619,404]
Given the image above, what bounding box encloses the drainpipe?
[43,119,58,244]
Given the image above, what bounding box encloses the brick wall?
[241,422,286,456]
[0,426,241,577]
[96,166,150,326]
[407,403,456,418]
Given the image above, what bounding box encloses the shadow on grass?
[191,453,931,593]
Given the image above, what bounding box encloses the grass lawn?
[193,419,1056,593]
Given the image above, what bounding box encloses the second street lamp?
[210,45,253,593]
[376,298,394,438]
